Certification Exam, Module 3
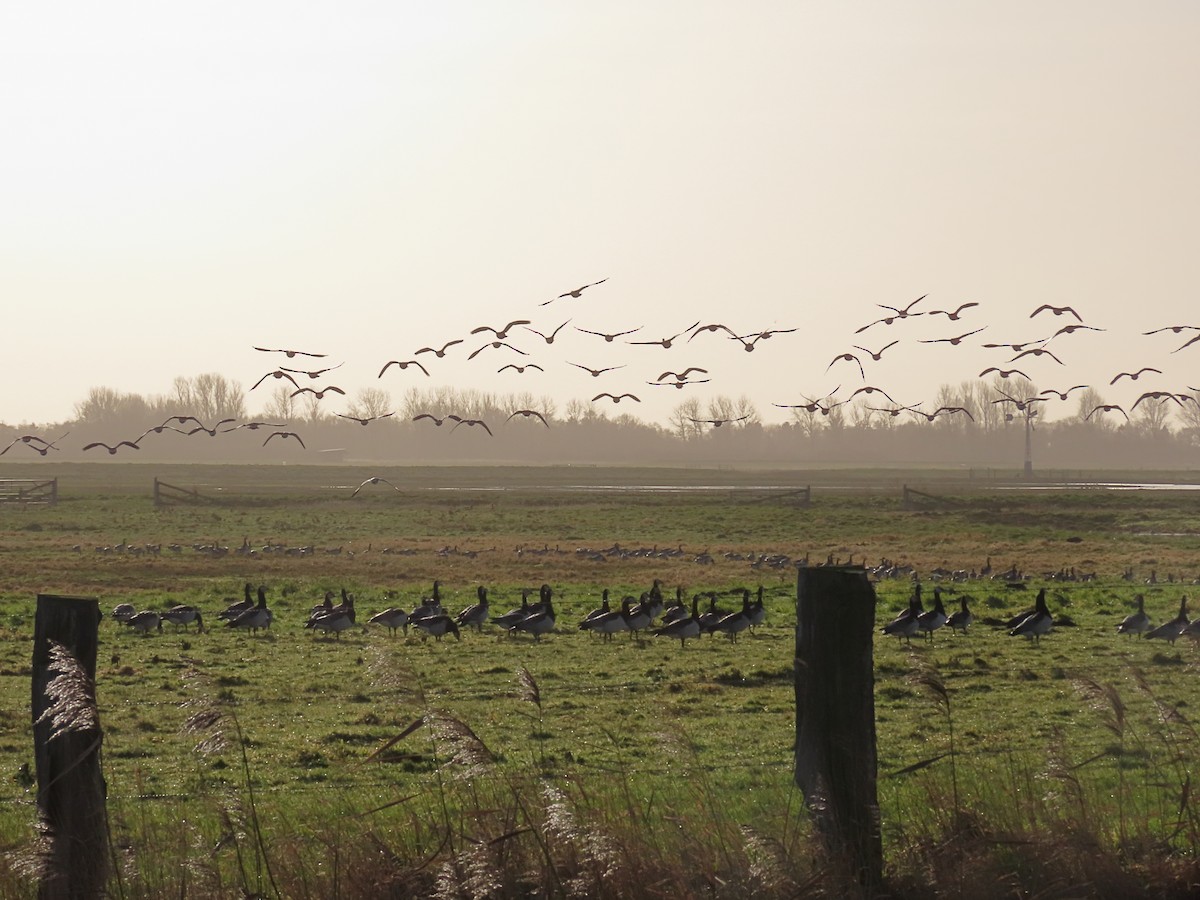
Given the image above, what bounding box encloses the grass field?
[2,463,1200,897]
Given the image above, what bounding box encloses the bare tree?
[669,397,705,439]
[1132,397,1174,435]
[172,374,246,422]
[347,387,392,420]
[260,385,298,422]
[73,387,150,424]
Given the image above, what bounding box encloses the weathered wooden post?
[794,567,881,892]
[32,595,107,899]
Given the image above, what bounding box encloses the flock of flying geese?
[4,285,1199,458]
[108,579,768,647]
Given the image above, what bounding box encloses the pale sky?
[3,1,1197,428]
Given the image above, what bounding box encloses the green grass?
[1,463,1199,896]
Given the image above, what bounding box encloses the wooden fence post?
[32,594,107,899]
[794,567,881,892]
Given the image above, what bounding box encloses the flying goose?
[471,320,532,340]
[254,346,326,358]
[415,339,463,358]
[523,320,572,343]
[544,279,607,304]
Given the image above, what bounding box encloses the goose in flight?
[827,352,865,379]
[1010,347,1064,365]
[1050,324,1104,338]
[1144,324,1200,335]
[1131,391,1184,409]
[378,359,430,377]
[1172,333,1200,353]
[522,320,571,344]
[848,385,895,403]
[991,391,1043,413]
[688,323,736,341]
[83,441,140,455]
[867,405,921,418]
[570,362,626,377]
[575,325,643,342]
[1085,404,1129,422]
[629,322,701,348]
[982,339,1048,352]
[1,433,66,456]
[1039,385,1088,401]
[336,412,396,425]
[878,295,927,318]
[451,418,493,436]
[263,431,306,448]
[979,367,1030,380]
[254,346,326,358]
[507,409,550,427]
[185,419,238,436]
[730,327,798,352]
[926,302,979,320]
[1030,304,1082,322]
[657,367,708,381]
[291,386,345,400]
[134,425,195,444]
[649,378,711,389]
[910,406,975,422]
[688,415,750,428]
[413,413,462,427]
[498,363,544,374]
[592,392,640,403]
[415,339,464,358]
[351,476,401,497]
[468,341,528,360]
[919,327,986,346]
[1110,367,1161,385]
[543,278,608,305]
[219,421,287,432]
[251,370,300,390]
[852,340,898,361]
[280,362,344,379]
[471,319,531,340]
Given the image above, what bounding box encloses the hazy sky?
[3,2,1197,429]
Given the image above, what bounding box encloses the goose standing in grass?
[644,581,665,621]
[491,590,532,630]
[456,586,490,633]
[747,585,766,632]
[660,587,689,625]
[712,590,753,642]
[653,596,702,647]
[1145,596,1189,643]
[579,596,630,641]
[946,595,974,634]
[917,587,948,641]
[112,603,136,624]
[309,590,336,619]
[579,589,612,631]
[126,611,163,635]
[1009,588,1053,642]
[882,585,923,643]
[622,594,652,638]
[161,605,204,632]
[368,606,410,636]
[510,594,555,641]
[415,614,462,641]
[697,594,727,634]
[1117,594,1152,636]
[227,586,271,633]
[218,583,255,622]
[306,602,357,639]
[409,582,445,626]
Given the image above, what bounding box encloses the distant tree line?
[2,372,1199,468]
